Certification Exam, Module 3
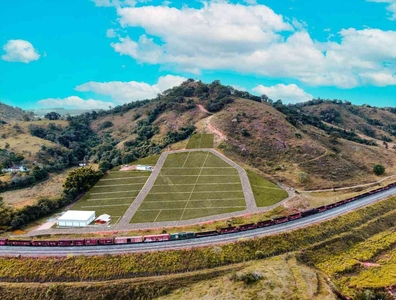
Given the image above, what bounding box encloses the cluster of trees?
[0,166,49,193]
[0,149,24,169]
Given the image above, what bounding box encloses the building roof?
[96,214,111,222]
[58,210,95,221]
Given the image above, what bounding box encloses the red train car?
[31,240,58,246]
[98,238,114,245]
[257,220,274,227]
[144,234,170,242]
[317,206,327,213]
[0,238,8,245]
[114,236,143,244]
[238,223,257,231]
[58,239,85,246]
[288,213,302,221]
[273,217,288,224]
[220,226,239,234]
[85,239,99,246]
[195,230,219,238]
[7,240,31,246]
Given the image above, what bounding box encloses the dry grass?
[2,168,76,208]
[159,254,336,300]
[213,98,396,190]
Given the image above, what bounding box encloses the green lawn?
[186,134,214,149]
[112,154,161,171]
[246,170,289,207]
[130,151,246,223]
[71,170,151,224]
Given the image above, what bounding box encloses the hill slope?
[0,102,34,123]
[84,80,396,190]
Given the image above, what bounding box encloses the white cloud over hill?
[105,2,396,88]
[253,83,314,103]
[75,75,187,103]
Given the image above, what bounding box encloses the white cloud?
[105,2,396,88]
[367,0,396,20]
[252,83,314,103]
[106,28,117,38]
[75,75,187,103]
[1,39,40,63]
[37,96,114,110]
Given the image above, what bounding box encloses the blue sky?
[0,0,395,109]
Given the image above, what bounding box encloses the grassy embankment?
[185,133,214,149]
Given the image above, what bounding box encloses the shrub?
[373,164,385,176]
[98,121,114,130]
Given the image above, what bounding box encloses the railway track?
[1,186,396,257]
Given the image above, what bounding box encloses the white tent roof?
[58,210,95,221]
[96,214,111,221]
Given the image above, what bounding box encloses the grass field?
[71,170,151,224]
[186,134,214,149]
[112,154,161,171]
[246,170,288,207]
[131,151,246,223]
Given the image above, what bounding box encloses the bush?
[373,164,385,176]
[98,121,114,130]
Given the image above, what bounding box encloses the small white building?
[136,165,153,171]
[58,210,95,227]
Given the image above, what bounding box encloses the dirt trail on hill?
[206,115,228,142]
[303,174,396,193]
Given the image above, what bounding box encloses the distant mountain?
[0,102,33,123]
[28,107,95,117]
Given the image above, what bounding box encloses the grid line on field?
[90,190,142,195]
[144,198,245,202]
[149,190,243,194]
[87,197,136,201]
[139,206,246,211]
[152,182,241,186]
[101,176,149,181]
[181,152,190,168]
[93,183,145,188]
[180,152,209,220]
[82,204,131,208]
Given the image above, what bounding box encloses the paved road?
[3,186,396,257]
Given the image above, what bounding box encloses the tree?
[31,166,48,181]
[0,197,13,227]
[329,131,341,143]
[99,160,111,173]
[297,172,309,184]
[63,167,103,195]
[373,164,385,176]
[44,112,61,120]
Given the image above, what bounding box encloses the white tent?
[58,210,95,227]
[95,214,111,223]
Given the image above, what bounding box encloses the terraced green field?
[186,134,214,149]
[131,151,246,223]
[246,170,289,207]
[71,170,151,224]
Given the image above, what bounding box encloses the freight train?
[1,182,395,248]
